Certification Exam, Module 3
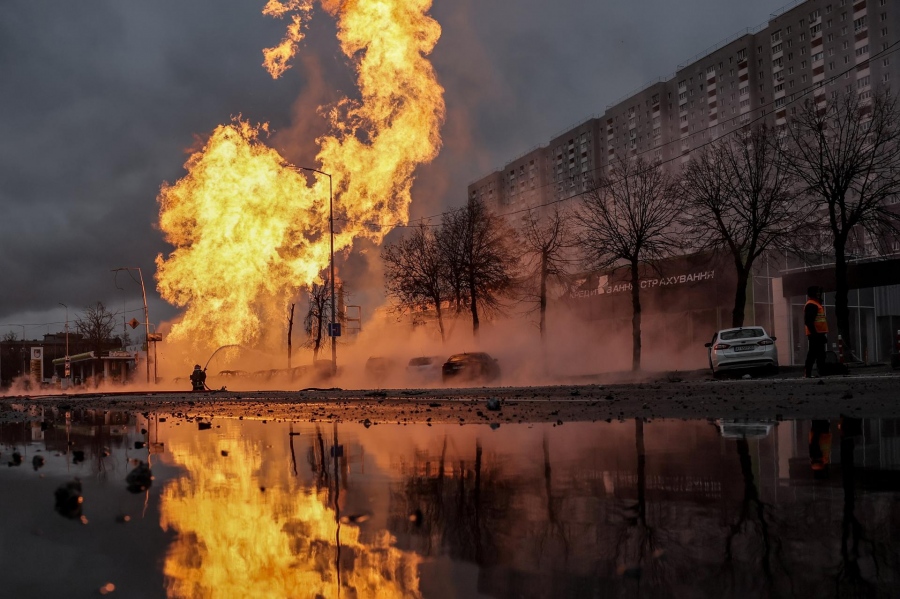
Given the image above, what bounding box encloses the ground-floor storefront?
[51,350,139,388]
[560,252,900,372]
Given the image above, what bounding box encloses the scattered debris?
[126,461,153,494]
[54,479,83,520]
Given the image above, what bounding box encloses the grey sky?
[0,0,788,338]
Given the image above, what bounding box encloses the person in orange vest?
[804,286,829,378]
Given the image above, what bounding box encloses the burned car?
[441,352,500,384]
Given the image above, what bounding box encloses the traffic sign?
[328,322,341,337]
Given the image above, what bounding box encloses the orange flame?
[160,433,421,598]
[156,0,444,350]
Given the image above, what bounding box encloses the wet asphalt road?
[2,367,899,425]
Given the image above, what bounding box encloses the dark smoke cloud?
[0,0,784,337]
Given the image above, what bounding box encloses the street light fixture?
[111,267,151,384]
[291,166,337,376]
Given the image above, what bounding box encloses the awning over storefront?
[52,352,95,365]
[781,257,900,297]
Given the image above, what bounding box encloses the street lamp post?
[59,303,69,380]
[112,267,151,384]
[291,166,337,376]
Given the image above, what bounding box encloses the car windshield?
[720,328,765,341]
[448,354,470,362]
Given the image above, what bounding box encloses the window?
[810,9,821,20]
[855,45,869,56]
[774,83,785,93]
[811,23,822,34]
[854,16,867,31]
[737,48,746,61]
[881,13,888,22]
[771,30,781,43]
[812,51,824,61]
[828,33,834,42]
[885,58,891,67]
[800,33,807,41]
[884,73,891,82]
[843,40,849,49]
[772,43,783,53]
[773,57,784,68]
[857,75,870,88]
[740,98,750,108]
[775,97,787,108]
[740,85,749,95]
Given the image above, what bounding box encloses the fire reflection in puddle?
[1,408,899,598]
[159,422,420,598]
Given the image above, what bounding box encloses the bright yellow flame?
[160,434,421,598]
[156,0,444,351]
[262,1,313,78]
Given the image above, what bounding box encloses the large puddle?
[1,407,898,598]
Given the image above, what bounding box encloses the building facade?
[467,0,900,369]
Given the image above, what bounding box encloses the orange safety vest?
[804,299,828,335]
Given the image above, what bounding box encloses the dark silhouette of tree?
[780,91,900,359]
[382,221,450,342]
[579,157,682,370]
[75,302,118,356]
[286,302,295,368]
[440,198,517,335]
[302,275,332,361]
[681,126,810,327]
[520,207,573,339]
[722,437,775,593]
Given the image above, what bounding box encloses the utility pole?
[112,268,151,384]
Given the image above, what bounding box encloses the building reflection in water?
[1,407,900,598]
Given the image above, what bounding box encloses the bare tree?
[781,91,900,359]
[287,302,295,368]
[75,302,118,356]
[442,198,517,335]
[681,126,809,327]
[520,207,573,338]
[2,331,17,343]
[382,222,450,342]
[303,275,332,361]
[438,207,470,314]
[579,157,682,371]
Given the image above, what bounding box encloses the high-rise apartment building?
[466,0,900,369]
[469,0,899,215]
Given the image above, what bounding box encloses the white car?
[405,356,443,383]
[705,327,778,376]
